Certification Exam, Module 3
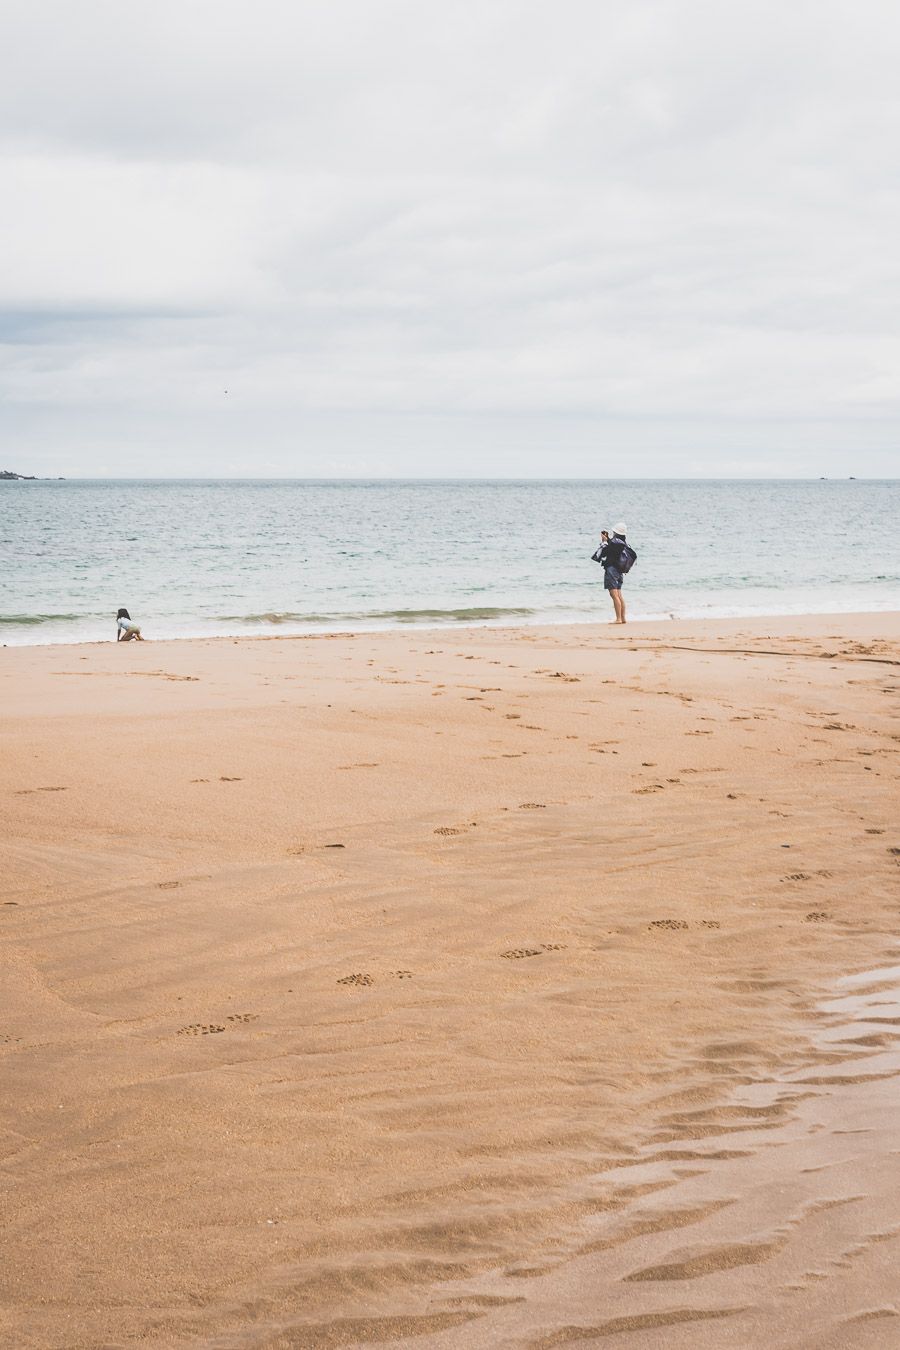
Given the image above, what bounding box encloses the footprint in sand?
[337,973,374,986]
[649,919,689,931]
[393,970,413,980]
[226,1012,259,1024]
[434,826,465,835]
[14,786,67,795]
[177,1023,226,1036]
[804,911,831,923]
[501,948,543,959]
[519,802,546,810]
[157,881,181,890]
[219,776,242,782]
[323,843,345,849]
[782,870,834,882]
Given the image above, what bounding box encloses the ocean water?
[1,479,897,645]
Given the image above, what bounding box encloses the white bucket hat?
[612,521,627,535]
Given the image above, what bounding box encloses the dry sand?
[1,612,898,1349]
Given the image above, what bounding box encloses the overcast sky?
[1,0,898,477]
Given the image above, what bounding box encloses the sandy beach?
[2,612,898,1349]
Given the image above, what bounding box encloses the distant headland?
[1,470,64,480]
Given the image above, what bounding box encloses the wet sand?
[1,613,898,1348]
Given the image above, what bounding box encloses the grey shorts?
[604,567,623,591]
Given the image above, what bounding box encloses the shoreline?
[4,604,900,651]
[3,611,898,1347]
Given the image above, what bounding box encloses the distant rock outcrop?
[1,469,38,479]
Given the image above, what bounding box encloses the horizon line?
[4,475,897,484]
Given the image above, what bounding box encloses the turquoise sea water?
[1,479,898,645]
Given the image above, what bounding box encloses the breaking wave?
[222,606,537,626]
[0,612,86,625]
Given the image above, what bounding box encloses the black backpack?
[618,542,637,573]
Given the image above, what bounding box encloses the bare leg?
[610,589,625,623]
[619,591,626,624]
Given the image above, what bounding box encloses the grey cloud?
[1,0,899,475]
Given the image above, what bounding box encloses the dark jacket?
[599,534,627,570]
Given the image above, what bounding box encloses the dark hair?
[117,608,131,620]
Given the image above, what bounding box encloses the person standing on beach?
[116,608,144,641]
[598,522,629,624]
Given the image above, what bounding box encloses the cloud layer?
[2,0,898,475]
